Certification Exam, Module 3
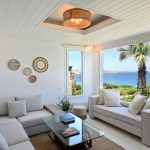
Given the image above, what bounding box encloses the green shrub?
[103,83,150,102]
[75,90,82,95]
[76,85,81,90]
[121,95,134,102]
[104,83,118,89]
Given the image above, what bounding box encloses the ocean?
[75,74,82,85]
[104,72,150,87]
[74,72,150,87]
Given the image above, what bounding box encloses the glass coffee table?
[42,113,104,150]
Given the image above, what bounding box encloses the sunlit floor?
[86,117,150,150]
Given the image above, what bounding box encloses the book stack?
[60,113,75,123]
[60,127,80,138]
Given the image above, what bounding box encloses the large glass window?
[102,45,150,101]
[67,50,83,96]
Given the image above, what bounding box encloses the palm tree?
[119,42,150,94]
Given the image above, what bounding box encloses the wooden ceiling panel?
[0,0,150,45]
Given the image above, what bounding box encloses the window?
[101,45,150,101]
[67,50,83,96]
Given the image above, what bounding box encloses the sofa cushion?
[103,90,121,107]
[9,141,35,150]
[0,116,18,125]
[0,123,29,146]
[0,97,15,116]
[8,101,27,118]
[98,89,105,105]
[16,95,43,112]
[98,89,120,105]
[94,105,141,128]
[129,94,146,115]
[120,100,130,107]
[143,97,150,110]
[0,133,9,150]
[17,109,51,128]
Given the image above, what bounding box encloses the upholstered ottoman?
[72,105,87,119]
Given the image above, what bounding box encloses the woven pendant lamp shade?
[63,8,91,29]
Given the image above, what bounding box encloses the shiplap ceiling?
[1,0,150,47]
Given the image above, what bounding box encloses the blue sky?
[103,46,150,72]
[68,47,150,72]
[68,51,82,70]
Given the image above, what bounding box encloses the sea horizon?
[103,71,150,87]
[75,71,150,87]
[104,70,150,73]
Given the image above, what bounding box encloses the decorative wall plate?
[23,68,32,76]
[8,59,20,71]
[28,75,37,83]
[32,57,48,73]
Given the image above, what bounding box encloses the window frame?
[99,50,104,89]
[66,48,84,98]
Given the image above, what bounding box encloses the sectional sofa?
[88,95,150,147]
[0,95,52,150]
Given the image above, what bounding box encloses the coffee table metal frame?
[42,113,104,150]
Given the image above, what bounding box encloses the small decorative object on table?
[57,96,72,112]
[60,113,75,123]
[60,127,80,138]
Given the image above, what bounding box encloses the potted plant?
[57,96,71,112]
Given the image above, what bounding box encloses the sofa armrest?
[141,109,150,146]
[88,95,99,119]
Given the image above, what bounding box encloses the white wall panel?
[0,38,93,104]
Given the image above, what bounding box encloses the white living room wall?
[0,38,94,105]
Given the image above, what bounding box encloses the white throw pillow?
[98,89,120,105]
[143,97,150,110]
[103,90,121,107]
[0,97,15,116]
[120,100,131,107]
[0,133,9,150]
[98,89,104,105]
[16,95,43,112]
[8,101,27,118]
[129,94,146,115]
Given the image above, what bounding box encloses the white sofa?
[0,95,52,150]
[88,95,150,147]
[17,109,51,136]
[0,118,34,150]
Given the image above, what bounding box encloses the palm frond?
[135,55,147,64]
[143,43,150,56]
[119,51,128,61]
[126,45,136,56]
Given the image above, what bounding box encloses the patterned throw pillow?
[129,94,146,115]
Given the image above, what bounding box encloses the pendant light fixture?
[63,8,91,29]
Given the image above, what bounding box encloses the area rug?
[30,133,125,150]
